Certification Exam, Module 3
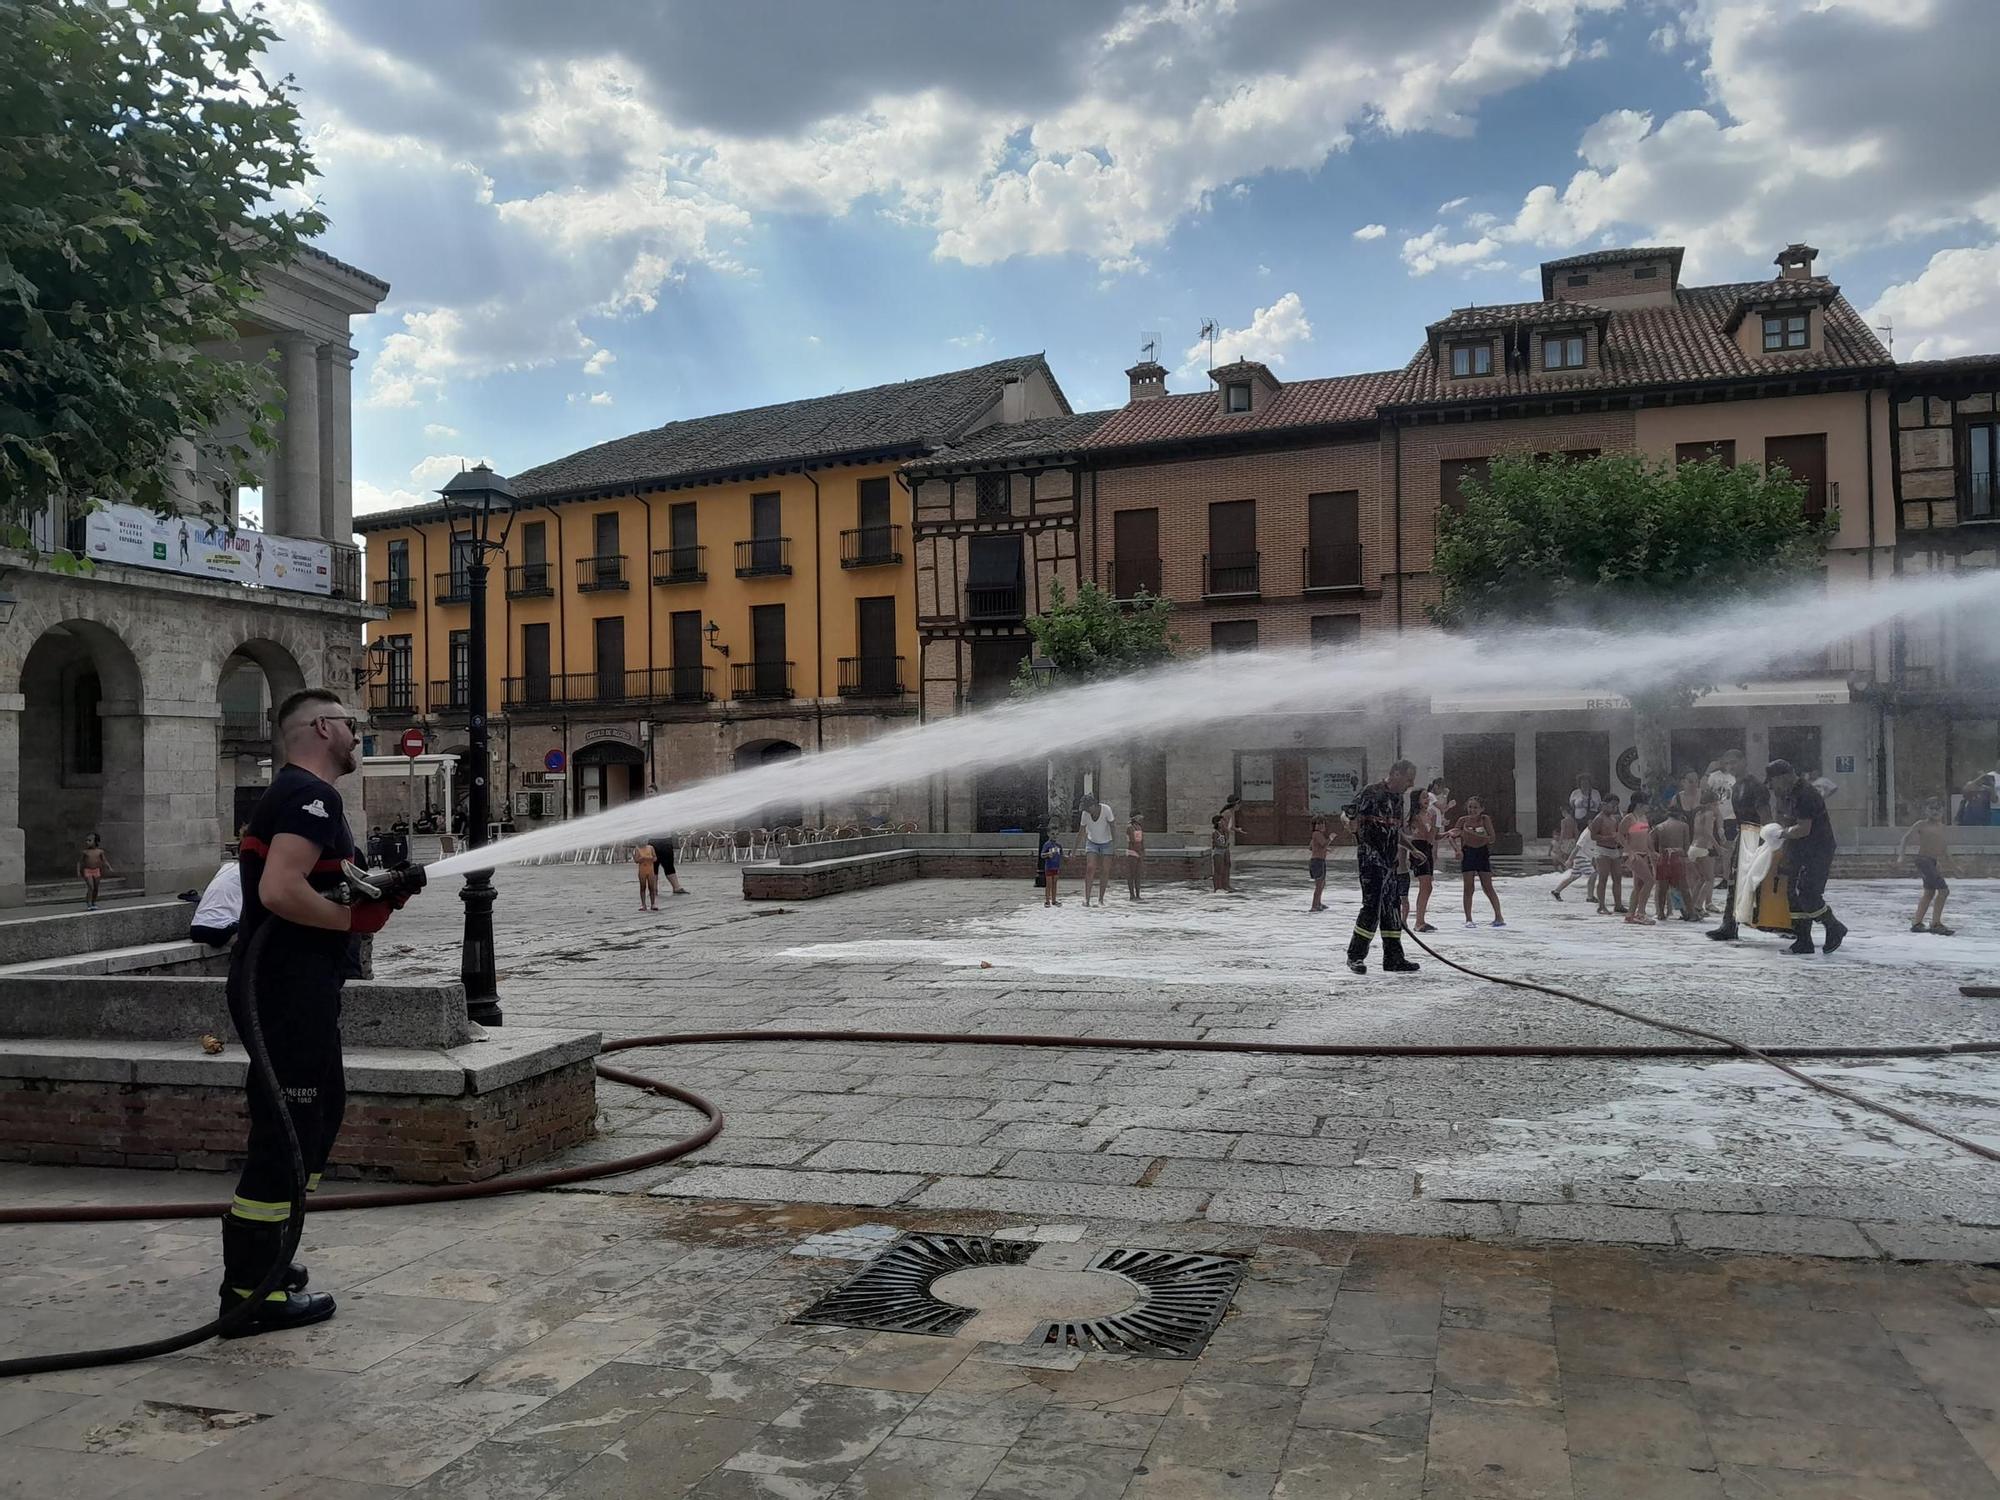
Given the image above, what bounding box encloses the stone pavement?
[1,1171,1997,1498]
[367,866,2000,1261]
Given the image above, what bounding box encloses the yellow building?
[354,355,1070,828]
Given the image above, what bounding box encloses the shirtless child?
[1621,800,1657,926]
[77,833,113,911]
[1897,802,1955,935]
[1307,816,1330,912]
[1588,795,1625,914]
[633,841,661,911]
[1652,805,1695,920]
[1690,790,1723,917]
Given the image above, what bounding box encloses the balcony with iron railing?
[1203,550,1260,599]
[1967,472,1996,523]
[503,666,716,711]
[372,577,415,610]
[731,660,795,700]
[838,656,906,696]
[506,562,554,598]
[965,582,1024,621]
[0,498,89,555]
[651,545,707,585]
[434,569,470,605]
[329,542,362,601]
[735,537,792,577]
[1105,558,1162,600]
[840,525,903,568]
[429,678,472,715]
[368,680,416,716]
[1302,543,1363,593]
[576,553,629,592]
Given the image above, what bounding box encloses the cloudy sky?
[259,0,2000,519]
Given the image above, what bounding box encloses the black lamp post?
[438,463,517,1028]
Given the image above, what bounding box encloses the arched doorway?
[216,638,306,841]
[734,737,804,828]
[574,740,645,817]
[17,620,146,885]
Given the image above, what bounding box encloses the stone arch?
[14,618,148,888]
[216,635,310,839]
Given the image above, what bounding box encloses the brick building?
[911,243,1947,846]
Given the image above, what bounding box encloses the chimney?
[1774,242,1819,281]
[1125,360,1168,402]
[1000,376,1026,425]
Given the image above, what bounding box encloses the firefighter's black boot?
[1820,911,1847,954]
[1706,902,1739,942]
[218,1216,335,1337]
[217,1215,308,1291]
[1785,919,1816,956]
[1381,936,1420,974]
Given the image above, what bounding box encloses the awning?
[1429,678,1852,715]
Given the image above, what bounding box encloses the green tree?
[1430,451,1831,794]
[1010,579,1180,696]
[0,0,326,539]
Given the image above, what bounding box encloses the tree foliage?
[1011,580,1180,696]
[0,0,325,527]
[1429,452,1832,631]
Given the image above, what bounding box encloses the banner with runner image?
[82,503,333,595]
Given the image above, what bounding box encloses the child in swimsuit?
[1307,817,1330,912]
[78,834,113,911]
[1621,804,1656,925]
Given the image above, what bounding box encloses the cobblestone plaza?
[1,864,1995,1496]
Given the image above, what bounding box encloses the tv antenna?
[1139,331,1161,364]
[1198,318,1218,371]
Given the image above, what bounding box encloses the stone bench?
[744,835,1212,900]
[0,975,600,1184]
[0,939,229,978]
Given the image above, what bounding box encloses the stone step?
[23,878,146,907]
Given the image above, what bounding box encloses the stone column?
[94,698,151,892]
[133,704,226,896]
[164,436,198,514]
[276,332,321,540]
[318,341,356,543]
[0,697,25,907]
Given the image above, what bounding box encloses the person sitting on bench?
[189,860,243,947]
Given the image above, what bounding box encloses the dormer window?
[1543,334,1586,371]
[1225,381,1252,413]
[1763,312,1808,351]
[1450,342,1493,378]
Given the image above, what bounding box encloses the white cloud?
[1352,223,1387,240]
[947,326,991,350]
[282,0,1620,289]
[422,423,460,440]
[1400,225,1504,276]
[582,348,616,376]
[1648,23,1679,51]
[1181,291,1312,375]
[804,334,821,346]
[1868,245,2000,360]
[354,479,428,515]
[567,391,614,406]
[1438,196,1469,213]
[408,453,492,486]
[1401,0,2000,285]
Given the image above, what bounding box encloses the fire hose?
[1,870,1995,1377]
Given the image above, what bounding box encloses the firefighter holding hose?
[220,689,422,1336]
[1343,759,1422,976]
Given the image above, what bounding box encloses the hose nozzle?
[339,861,428,904]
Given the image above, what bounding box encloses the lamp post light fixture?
[351,636,391,690]
[438,463,518,1028]
[704,618,729,658]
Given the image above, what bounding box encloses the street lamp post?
[439,463,517,1028]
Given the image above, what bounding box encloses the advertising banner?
[83,503,333,596]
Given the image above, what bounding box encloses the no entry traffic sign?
[399,728,427,759]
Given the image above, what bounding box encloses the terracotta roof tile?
[1393,279,1891,408]
[908,410,1116,470]
[1079,369,1403,451]
[1428,300,1606,336]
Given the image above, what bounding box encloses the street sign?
[544,749,566,772]
[399,728,427,759]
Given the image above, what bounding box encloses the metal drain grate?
[793,1232,1035,1337]
[1038,1248,1246,1360]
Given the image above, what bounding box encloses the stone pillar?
[94,699,150,892]
[138,705,226,896]
[276,332,321,540]
[0,697,25,907]
[318,342,356,543]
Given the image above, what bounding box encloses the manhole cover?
[793,1232,1034,1336]
[1037,1248,1246,1360]
[794,1235,1245,1360]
